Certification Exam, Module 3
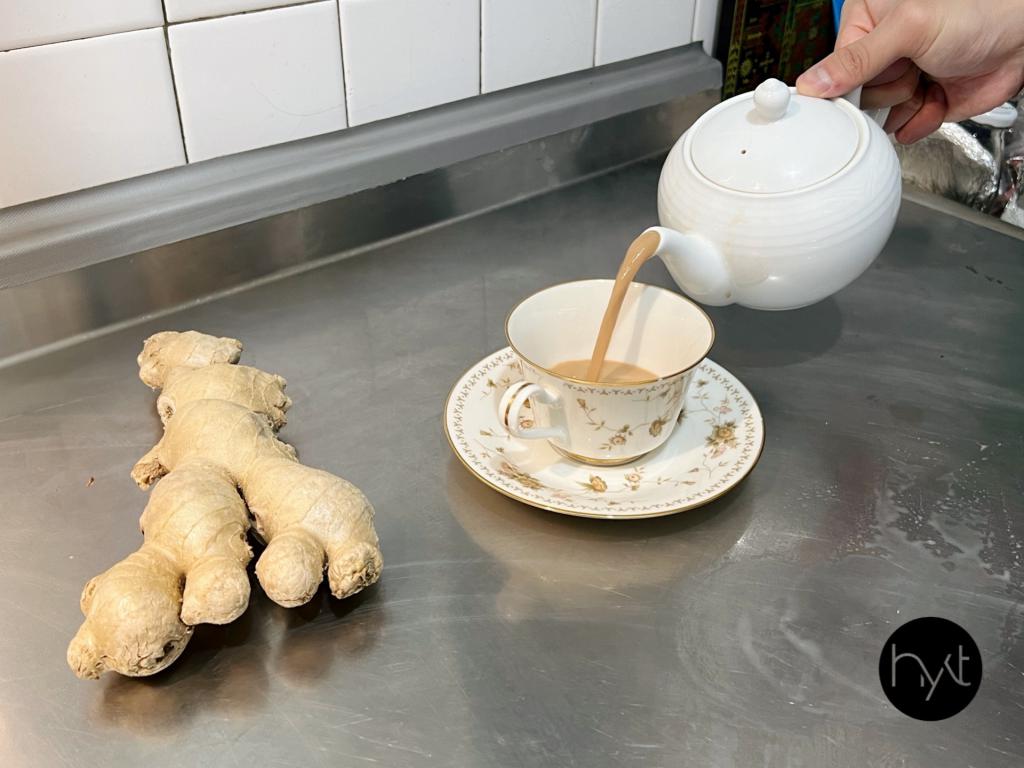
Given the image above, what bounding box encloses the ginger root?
[134,399,381,606]
[134,331,381,606]
[68,330,381,679]
[158,364,292,428]
[68,459,251,679]
[137,330,242,389]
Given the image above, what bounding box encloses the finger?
[883,82,927,134]
[866,58,914,87]
[941,68,1024,122]
[895,82,948,144]
[835,0,873,48]
[861,64,921,108]
[797,17,915,98]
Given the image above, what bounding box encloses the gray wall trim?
[0,92,719,364]
[0,44,720,290]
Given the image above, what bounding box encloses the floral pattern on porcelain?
[445,348,764,519]
[519,359,690,462]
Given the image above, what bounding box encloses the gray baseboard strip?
[0,44,721,291]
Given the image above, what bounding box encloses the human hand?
[796,0,1024,143]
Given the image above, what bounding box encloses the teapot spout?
[644,227,734,306]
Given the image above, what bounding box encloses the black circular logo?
[879,617,982,721]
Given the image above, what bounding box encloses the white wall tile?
[169,1,347,163]
[692,0,720,56]
[165,0,314,24]
[482,0,596,93]
[0,0,164,51]
[339,0,479,126]
[0,29,185,208]
[595,0,694,66]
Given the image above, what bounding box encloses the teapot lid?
[691,78,860,194]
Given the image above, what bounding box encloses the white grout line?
[0,0,326,53]
[334,0,351,127]
[166,0,324,26]
[159,1,190,163]
[1,25,160,54]
[2,0,670,184]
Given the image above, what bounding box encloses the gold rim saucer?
[443,347,765,520]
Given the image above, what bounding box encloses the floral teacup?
[499,280,714,465]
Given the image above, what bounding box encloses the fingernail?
[797,65,834,97]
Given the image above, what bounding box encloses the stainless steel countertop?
[1,159,1022,767]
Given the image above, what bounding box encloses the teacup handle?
[498,382,568,441]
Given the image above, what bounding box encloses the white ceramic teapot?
[647,78,901,310]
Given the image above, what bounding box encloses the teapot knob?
[753,79,791,121]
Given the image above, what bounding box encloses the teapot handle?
[843,85,890,131]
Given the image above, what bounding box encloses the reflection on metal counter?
[895,101,1023,227]
[0,157,1021,766]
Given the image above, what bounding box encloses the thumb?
[797,20,911,98]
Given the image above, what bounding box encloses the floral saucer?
[444,347,764,519]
